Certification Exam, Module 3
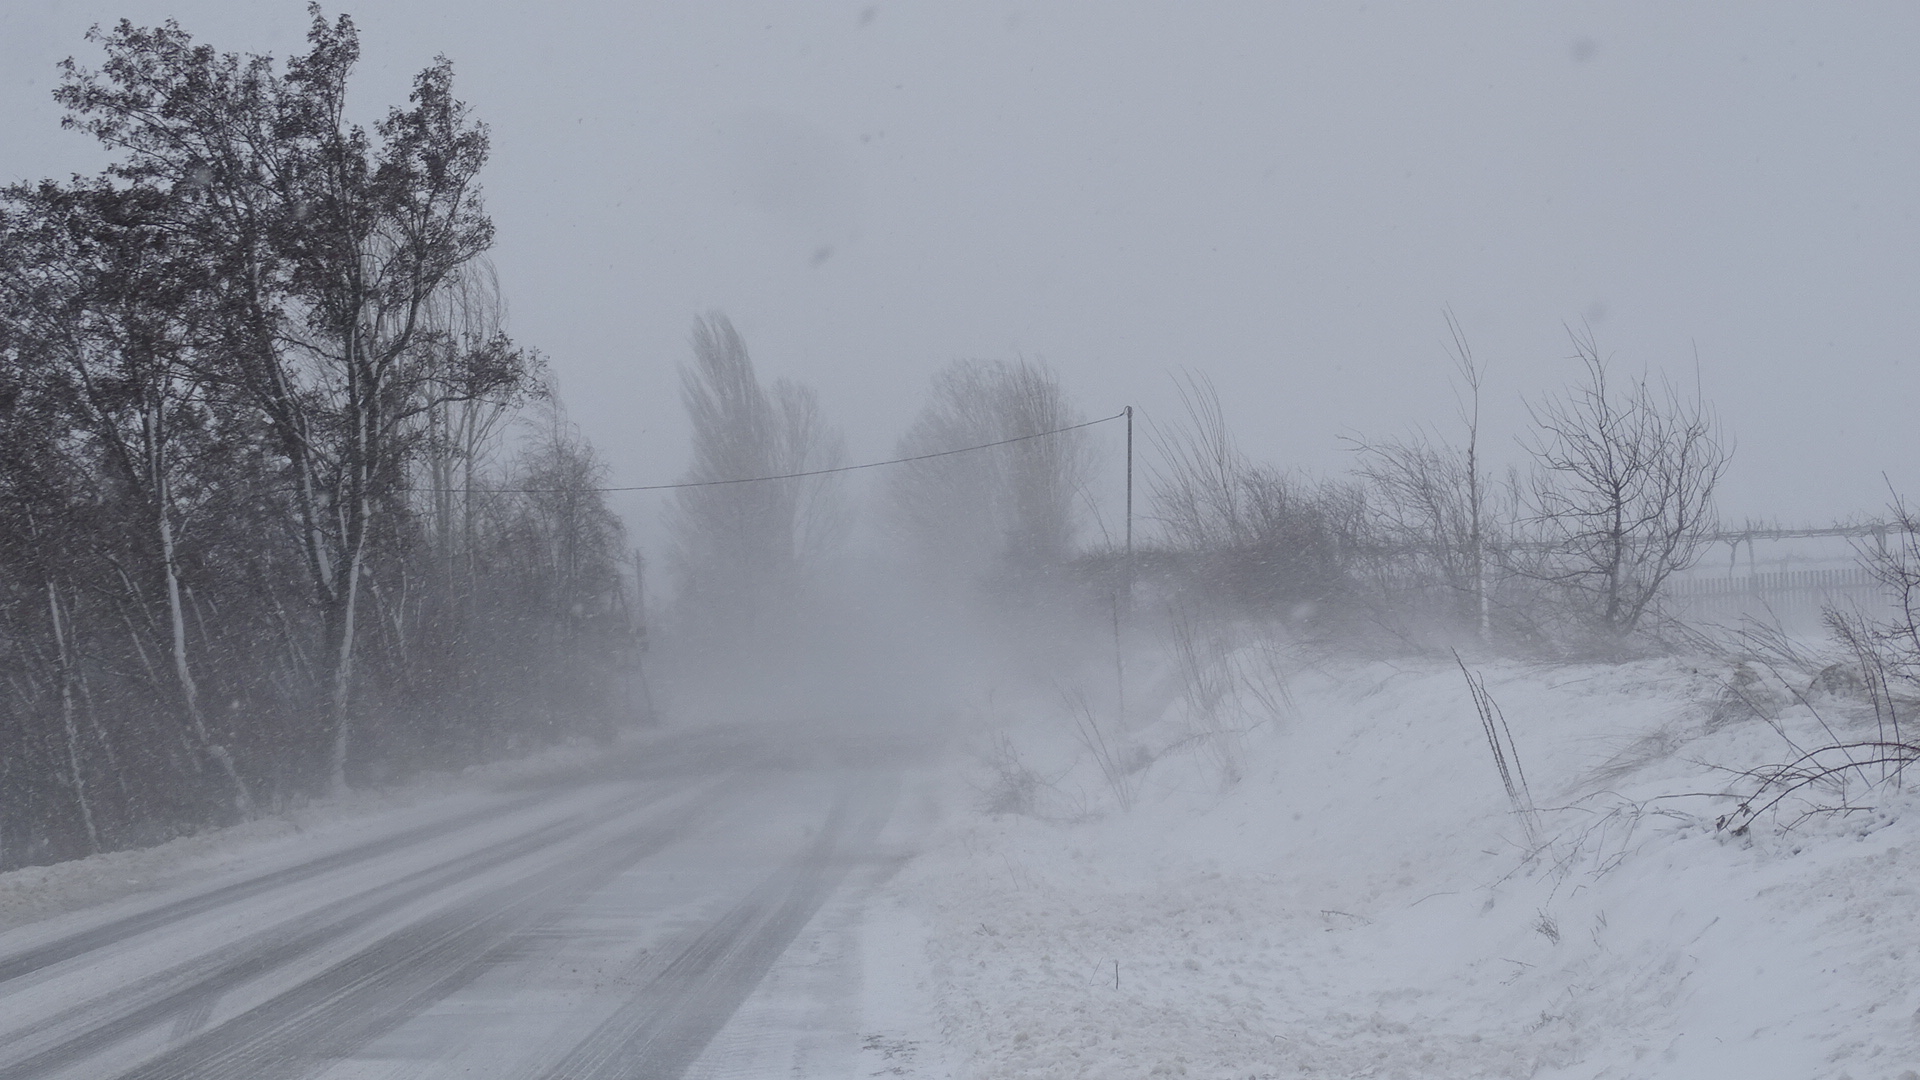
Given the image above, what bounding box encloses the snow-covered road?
[0,729,915,1080]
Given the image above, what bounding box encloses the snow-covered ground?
[873,647,1920,1079]
[7,645,1918,1079]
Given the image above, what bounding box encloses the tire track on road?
[0,790,551,989]
[0,777,704,1079]
[536,771,900,1080]
[0,725,739,990]
[103,773,753,1080]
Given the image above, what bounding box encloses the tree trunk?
[47,582,100,854]
[327,317,374,796]
[323,469,372,795]
[156,460,255,818]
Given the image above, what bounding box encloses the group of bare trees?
[1152,322,1729,652]
[1143,373,1364,620]
[653,335,1103,708]
[812,316,1730,656]
[656,328,1106,695]
[0,12,633,869]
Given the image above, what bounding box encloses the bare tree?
[1835,498,1920,690]
[1518,327,1729,639]
[1348,311,1497,638]
[1147,372,1358,616]
[1145,371,1253,554]
[416,260,532,578]
[887,359,1092,591]
[1351,439,1479,614]
[667,314,844,645]
[1451,312,1492,640]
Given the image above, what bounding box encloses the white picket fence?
[1664,566,1892,629]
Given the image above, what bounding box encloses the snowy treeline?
[656,312,1734,676]
[0,14,1747,874]
[0,14,633,869]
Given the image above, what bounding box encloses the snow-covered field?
[875,648,1920,1079]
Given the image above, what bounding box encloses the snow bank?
[884,648,1920,1079]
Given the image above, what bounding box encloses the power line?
[418,410,1128,495]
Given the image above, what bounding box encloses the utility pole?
[631,548,658,725]
[1115,405,1134,731]
[1124,404,1134,606]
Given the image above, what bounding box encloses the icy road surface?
[0,727,924,1080]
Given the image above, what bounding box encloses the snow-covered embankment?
[874,653,1920,1079]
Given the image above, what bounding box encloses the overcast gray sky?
[6,2,1917,545]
